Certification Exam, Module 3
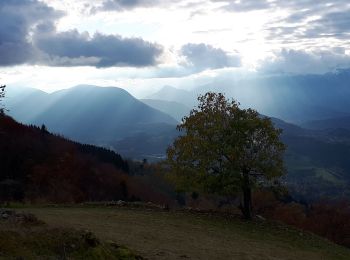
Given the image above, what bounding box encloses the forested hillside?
[0,115,171,204]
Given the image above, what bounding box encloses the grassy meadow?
[2,206,347,260]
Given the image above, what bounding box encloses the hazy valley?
[4,78,350,202]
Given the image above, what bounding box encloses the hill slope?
[302,116,350,130]
[146,85,196,107]
[0,114,128,202]
[0,115,172,204]
[23,207,350,260]
[270,117,350,200]
[0,209,141,259]
[140,98,191,121]
[5,85,178,145]
[112,115,350,200]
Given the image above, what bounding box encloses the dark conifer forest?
[0,114,170,204]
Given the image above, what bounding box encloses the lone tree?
[166,92,286,219]
[0,84,5,114]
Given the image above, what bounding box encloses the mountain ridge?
[5,85,178,145]
[140,98,191,122]
[302,116,350,130]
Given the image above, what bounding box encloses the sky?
[1,0,350,97]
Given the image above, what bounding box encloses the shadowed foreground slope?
[24,207,350,260]
[0,209,142,259]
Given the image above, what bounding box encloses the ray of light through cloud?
[1,0,350,94]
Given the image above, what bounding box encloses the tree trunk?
[241,170,252,220]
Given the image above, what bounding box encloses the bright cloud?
[1,0,350,93]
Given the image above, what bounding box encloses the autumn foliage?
[254,190,350,247]
[0,115,172,204]
[167,92,285,219]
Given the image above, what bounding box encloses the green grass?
[10,206,350,260]
[0,210,142,259]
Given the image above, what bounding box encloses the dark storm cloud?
[0,0,163,67]
[34,29,163,67]
[279,0,348,9]
[267,9,350,42]
[95,0,182,12]
[302,11,350,39]
[214,0,350,39]
[261,0,350,43]
[181,43,241,70]
[0,0,63,66]
[212,0,271,12]
[275,0,350,28]
[101,0,157,10]
[213,0,348,13]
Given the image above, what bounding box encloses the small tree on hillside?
[166,92,286,219]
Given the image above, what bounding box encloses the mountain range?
[4,83,350,201]
[146,69,350,124]
[145,85,196,108]
[140,98,190,122]
[5,85,177,150]
[301,116,350,130]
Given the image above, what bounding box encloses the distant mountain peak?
[6,84,178,145]
[70,84,128,93]
[146,86,196,107]
[140,98,191,122]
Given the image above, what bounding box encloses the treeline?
[29,124,130,173]
[77,143,129,173]
[0,115,172,204]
